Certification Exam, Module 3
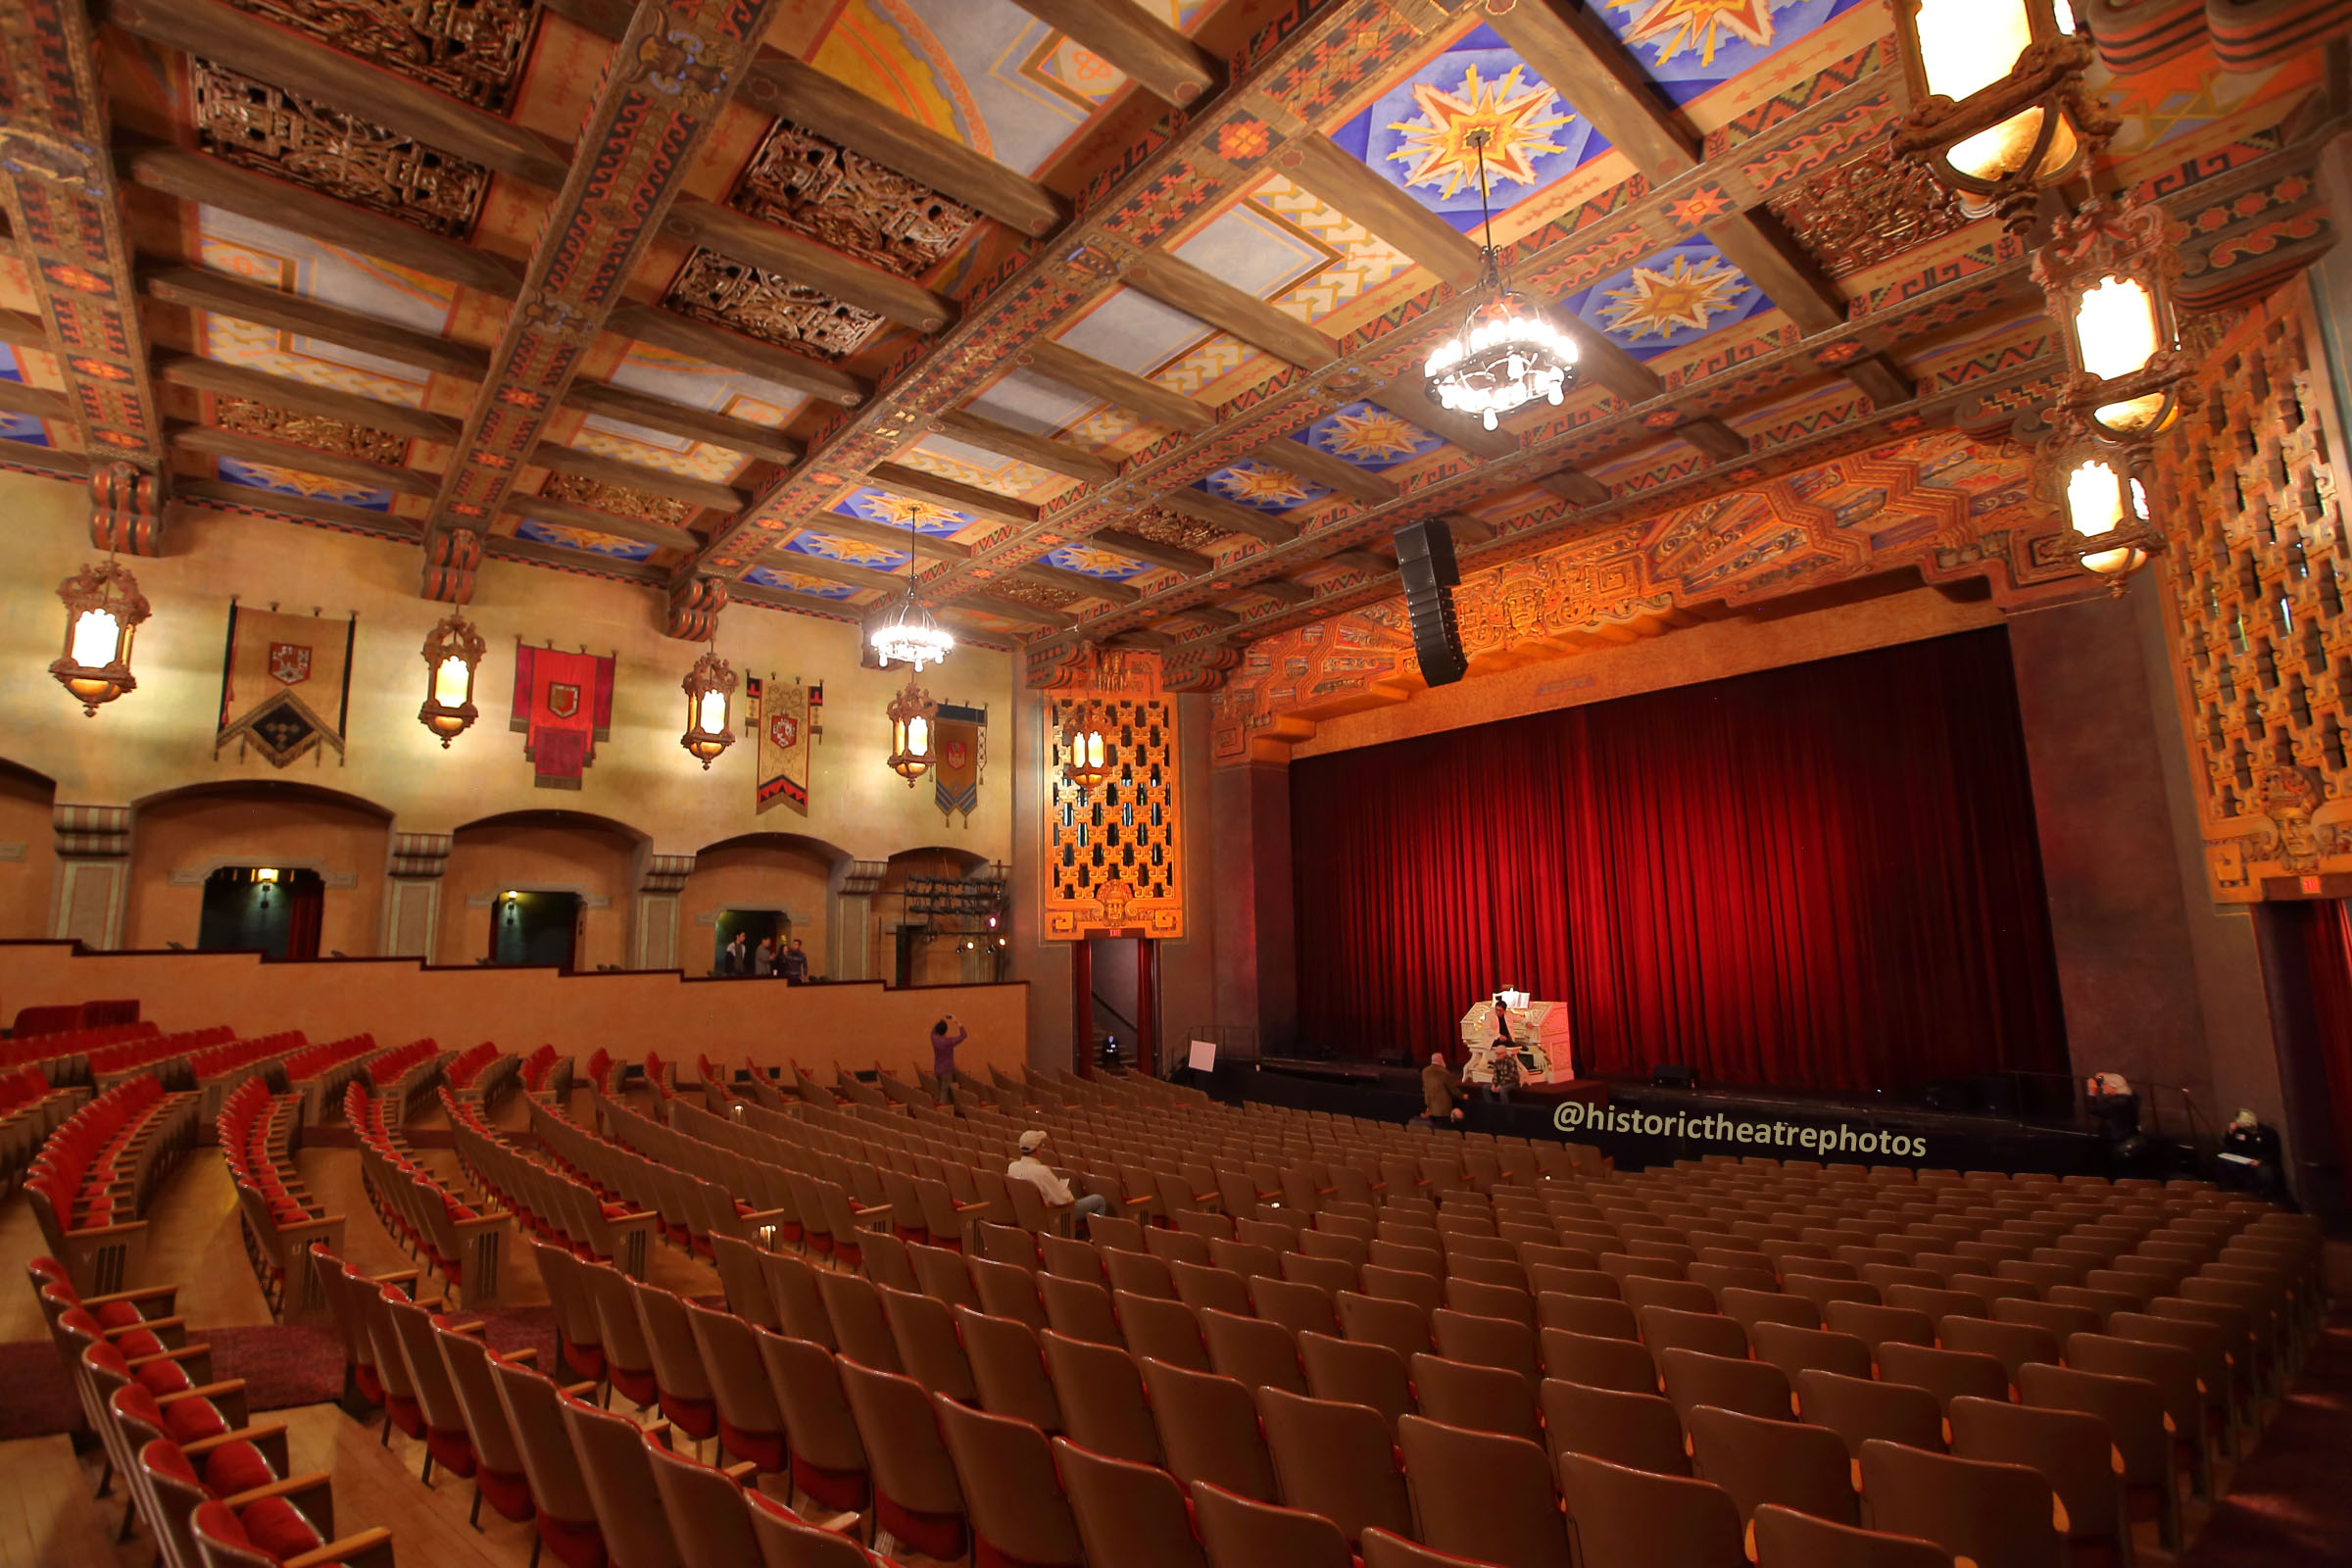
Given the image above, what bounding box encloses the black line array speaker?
[1394,518,1467,687]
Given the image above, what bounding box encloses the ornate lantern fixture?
[2031,193,2187,439]
[1890,0,2111,227]
[886,675,938,786]
[51,558,150,715]
[1423,128,1578,430]
[417,608,487,747]
[1060,696,1116,793]
[680,645,738,768]
[865,504,955,671]
[2034,414,2162,586]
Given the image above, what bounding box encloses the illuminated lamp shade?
[2037,417,2159,586]
[680,647,738,768]
[2030,194,2186,438]
[417,610,487,747]
[1891,0,2109,225]
[1059,699,1116,793]
[51,559,150,715]
[886,675,938,786]
[1423,126,1578,429]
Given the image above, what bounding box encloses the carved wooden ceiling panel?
[220,0,540,111]
[540,472,697,527]
[730,120,979,280]
[663,252,888,361]
[1765,145,1965,283]
[212,395,409,465]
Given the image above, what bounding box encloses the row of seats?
[346,1081,512,1308]
[303,1241,878,1568]
[1,1061,85,1186]
[9,997,141,1039]
[217,1078,345,1318]
[86,1027,241,1089]
[26,1071,200,1295]
[32,1256,400,1568]
[360,1039,447,1123]
[279,1033,379,1123]
[517,1045,572,1099]
[0,1017,157,1077]
[446,1089,660,1276]
[443,1044,519,1102]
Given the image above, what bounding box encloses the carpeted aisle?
[2180,1309,2352,1565]
[0,1305,561,1442]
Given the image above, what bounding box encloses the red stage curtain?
[1290,628,2068,1092]
[2292,901,2352,1166]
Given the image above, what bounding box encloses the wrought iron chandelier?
[866,502,954,670]
[1424,126,1578,431]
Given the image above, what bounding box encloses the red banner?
[512,644,614,789]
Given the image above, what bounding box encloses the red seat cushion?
[111,1326,168,1358]
[202,1439,277,1496]
[239,1495,326,1560]
[94,1301,146,1329]
[163,1396,230,1444]
[137,1358,196,1396]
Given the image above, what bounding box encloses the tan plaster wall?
[0,763,58,940]
[437,815,644,968]
[123,788,391,956]
[680,837,841,976]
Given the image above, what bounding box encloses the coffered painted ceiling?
[0,0,2337,673]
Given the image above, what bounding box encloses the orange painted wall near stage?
[0,942,1029,1082]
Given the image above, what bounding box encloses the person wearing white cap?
[1007,1129,1107,1234]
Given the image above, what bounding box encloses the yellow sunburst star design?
[1212,463,1318,509]
[1614,0,1779,69]
[1319,409,1428,464]
[1386,64,1573,200]
[857,493,967,532]
[1597,252,1747,342]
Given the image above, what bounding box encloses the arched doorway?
[197,865,326,960]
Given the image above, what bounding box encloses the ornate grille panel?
[212,394,411,465]
[192,60,491,236]
[731,121,977,279]
[663,251,886,359]
[2153,278,2352,900]
[1045,691,1185,940]
[220,0,540,111]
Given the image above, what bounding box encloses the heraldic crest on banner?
[935,704,987,826]
[512,641,616,789]
[747,675,824,815]
[216,602,356,768]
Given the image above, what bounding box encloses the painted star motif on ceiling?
[1318,407,1429,464]
[1385,64,1574,200]
[855,493,970,531]
[1598,252,1747,341]
[1211,462,1320,509]
[1614,0,1780,69]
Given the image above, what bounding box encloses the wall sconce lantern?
[680,646,738,769]
[1060,697,1117,793]
[1890,0,2110,228]
[886,675,938,786]
[2036,416,2161,586]
[2032,194,2187,439]
[51,558,150,716]
[418,609,487,747]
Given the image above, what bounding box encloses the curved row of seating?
[281,1032,378,1122]
[26,1071,199,1296]
[517,1044,573,1099]
[445,1089,658,1278]
[32,1256,400,1568]
[2,1062,85,1186]
[83,1026,239,1091]
[10,997,140,1039]
[217,1077,345,1318]
[346,1081,511,1308]
[359,1038,446,1123]
[0,1017,157,1078]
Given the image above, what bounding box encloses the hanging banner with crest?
[215,603,356,768]
[512,641,615,790]
[748,675,824,815]
[934,703,986,826]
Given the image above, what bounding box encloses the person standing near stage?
[932,1014,967,1081]
[1423,1052,1467,1123]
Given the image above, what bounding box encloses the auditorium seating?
[516,1044,573,1101]
[216,1077,345,1318]
[87,1026,241,1091]
[358,1038,447,1123]
[0,1018,159,1080]
[445,1089,658,1278]
[442,1043,520,1107]
[279,1033,378,1123]
[9,997,140,1038]
[1,1061,85,1186]
[345,1081,512,1307]
[25,1070,200,1294]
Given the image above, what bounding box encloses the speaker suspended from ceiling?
[1394,518,1467,687]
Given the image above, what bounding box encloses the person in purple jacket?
[931,1014,966,1082]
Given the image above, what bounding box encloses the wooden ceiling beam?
[0,437,92,478]
[794,509,974,562]
[488,529,663,582]
[503,491,699,550]
[156,356,460,442]
[1365,370,1517,460]
[0,309,47,349]
[123,147,523,299]
[1163,603,1240,629]
[1000,0,1216,107]
[170,421,440,497]
[952,590,1079,628]
[1245,578,1314,607]
[0,379,76,420]
[1563,319,1668,407]
[1484,0,1699,178]
[1013,562,1143,605]
[179,474,417,536]
[1091,526,1212,576]
[1247,437,1395,506]
[422,0,784,573]
[1541,469,1611,508]
[1271,134,1484,282]
[1104,629,1176,651]
[536,0,1065,237]
[1156,483,1300,544]
[931,407,1118,484]
[526,443,746,514]
[664,199,955,333]
[563,379,801,466]
[1442,511,1495,545]
[144,265,492,378]
[607,305,869,409]
[1123,252,1341,370]
[1329,548,1394,574]
[103,0,571,188]
[866,463,1037,529]
[744,547,904,594]
[1019,339,1214,431]
[1681,418,1749,463]
[3,0,167,507]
